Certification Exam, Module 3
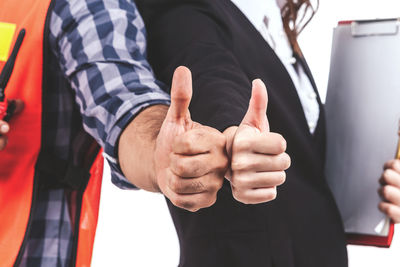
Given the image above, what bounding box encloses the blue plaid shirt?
[18,0,170,266]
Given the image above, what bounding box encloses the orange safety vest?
[0,1,103,266]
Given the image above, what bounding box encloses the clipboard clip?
[351,18,400,37]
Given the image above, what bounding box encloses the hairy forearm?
[118,104,169,192]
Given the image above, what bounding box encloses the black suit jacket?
[136,0,348,266]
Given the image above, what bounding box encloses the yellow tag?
[0,22,17,62]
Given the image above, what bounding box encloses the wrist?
[118,104,168,192]
[223,126,238,158]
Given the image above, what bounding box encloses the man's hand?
[154,66,228,212]
[378,159,400,223]
[0,99,24,150]
[225,80,290,204]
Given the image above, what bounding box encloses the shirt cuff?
[105,93,170,189]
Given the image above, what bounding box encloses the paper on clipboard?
[325,18,400,247]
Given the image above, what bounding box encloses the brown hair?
[281,0,319,57]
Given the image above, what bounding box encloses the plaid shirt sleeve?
[48,0,171,189]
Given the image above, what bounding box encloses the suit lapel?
[226,2,311,126]
[224,0,325,175]
[294,52,324,107]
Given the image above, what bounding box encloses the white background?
[92,1,400,266]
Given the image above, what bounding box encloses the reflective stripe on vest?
[0,0,103,266]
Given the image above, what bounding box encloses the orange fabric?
[0,0,51,265]
[76,152,104,267]
[0,1,104,265]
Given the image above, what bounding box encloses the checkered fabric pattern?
[18,0,170,266]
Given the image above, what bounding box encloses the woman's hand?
[224,79,290,204]
[378,159,400,223]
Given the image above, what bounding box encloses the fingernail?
[1,124,9,134]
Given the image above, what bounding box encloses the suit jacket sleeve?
[137,0,252,131]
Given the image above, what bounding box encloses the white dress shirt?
[231,0,320,133]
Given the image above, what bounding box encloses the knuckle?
[277,172,286,185]
[279,138,287,152]
[265,188,277,201]
[220,156,229,171]
[274,134,287,152]
[169,177,182,193]
[193,194,217,210]
[187,207,200,213]
[232,188,255,205]
[208,197,217,207]
[382,186,391,200]
[231,156,249,172]
[231,161,242,172]
[393,160,400,172]
[180,136,194,151]
[169,195,179,206]
[233,137,251,153]
[231,175,247,189]
[204,193,218,208]
[386,205,394,217]
[209,176,224,192]
[174,159,190,176]
[383,169,392,182]
[386,159,396,168]
[279,153,291,170]
[213,153,229,171]
[229,175,237,186]
[173,197,196,211]
[215,132,227,147]
[178,136,189,149]
[193,129,206,138]
[232,190,247,204]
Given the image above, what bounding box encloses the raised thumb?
[167,66,193,121]
[240,79,269,132]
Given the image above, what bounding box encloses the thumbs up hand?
[155,66,228,212]
[225,79,291,204]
